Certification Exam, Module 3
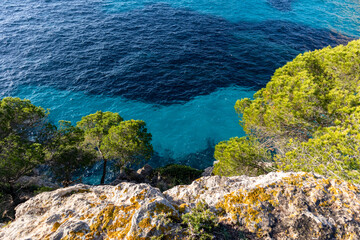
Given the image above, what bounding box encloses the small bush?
[33,186,54,195]
[213,136,273,177]
[154,164,203,189]
[181,201,218,240]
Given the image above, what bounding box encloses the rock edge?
[1,172,360,239]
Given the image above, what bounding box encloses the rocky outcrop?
[110,164,155,186]
[1,172,360,239]
[15,175,59,189]
[0,183,180,240]
[1,176,59,223]
[111,164,203,191]
[201,166,214,177]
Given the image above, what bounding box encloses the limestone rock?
[0,183,180,240]
[1,172,360,239]
[164,172,294,208]
[136,164,153,177]
[201,166,214,177]
[166,172,360,239]
[110,165,153,186]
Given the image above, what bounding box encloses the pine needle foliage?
[215,39,360,183]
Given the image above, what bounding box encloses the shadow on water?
[1,3,354,104]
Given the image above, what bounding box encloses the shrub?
[181,201,218,240]
[213,137,273,176]
[33,186,55,195]
[154,164,203,189]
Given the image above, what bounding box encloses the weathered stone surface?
[136,164,153,177]
[0,183,179,240]
[110,165,153,186]
[164,172,294,208]
[201,166,214,177]
[1,172,360,239]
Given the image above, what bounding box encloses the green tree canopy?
[49,121,96,186]
[102,120,153,167]
[77,111,123,147]
[237,40,360,142]
[213,137,272,177]
[215,39,360,182]
[0,98,50,185]
[77,111,153,184]
[0,97,49,208]
[0,134,45,185]
[277,110,360,182]
[0,97,49,140]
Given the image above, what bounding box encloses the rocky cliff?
[1,172,360,240]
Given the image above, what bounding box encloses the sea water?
[1,0,359,181]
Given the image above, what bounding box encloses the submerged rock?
[1,172,360,239]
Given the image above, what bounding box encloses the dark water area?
[0,2,353,105]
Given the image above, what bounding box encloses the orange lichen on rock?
[2,173,360,240]
[216,173,360,239]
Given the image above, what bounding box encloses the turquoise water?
[14,85,252,165]
[2,0,359,173]
[105,0,360,36]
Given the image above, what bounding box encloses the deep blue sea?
[1,0,359,178]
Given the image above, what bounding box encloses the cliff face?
[1,172,360,240]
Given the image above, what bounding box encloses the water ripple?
[0,2,354,104]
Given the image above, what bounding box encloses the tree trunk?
[8,184,21,206]
[100,158,107,185]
